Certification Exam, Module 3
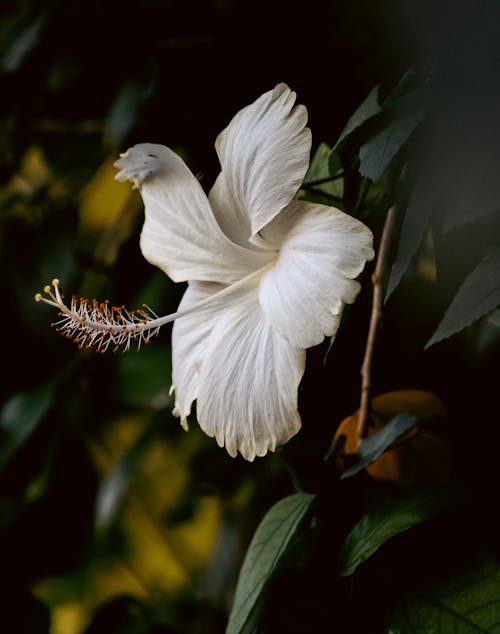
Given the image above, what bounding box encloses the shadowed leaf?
[359,85,431,182]
[426,246,500,348]
[386,555,500,633]
[339,485,461,576]
[385,177,435,300]
[334,85,381,150]
[328,85,381,175]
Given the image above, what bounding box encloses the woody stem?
[356,206,397,446]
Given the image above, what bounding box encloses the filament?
[35,266,270,352]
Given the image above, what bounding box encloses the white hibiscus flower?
[37,84,374,461]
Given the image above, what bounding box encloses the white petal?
[209,84,312,247]
[196,290,305,461]
[114,143,272,283]
[259,201,375,349]
[171,280,249,429]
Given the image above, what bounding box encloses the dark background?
[2,1,500,632]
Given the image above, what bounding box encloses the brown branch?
[355,206,397,446]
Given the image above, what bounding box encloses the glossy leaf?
[426,246,500,348]
[226,493,315,634]
[339,486,460,576]
[341,413,417,479]
[386,555,500,633]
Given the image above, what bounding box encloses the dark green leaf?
[385,175,435,300]
[341,413,417,479]
[426,246,500,348]
[226,493,315,634]
[334,86,382,151]
[0,381,55,468]
[359,85,431,182]
[339,485,461,576]
[386,554,500,633]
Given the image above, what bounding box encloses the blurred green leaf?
[94,431,147,532]
[339,485,461,576]
[385,554,500,632]
[226,493,315,634]
[426,246,500,348]
[0,380,55,468]
[105,80,154,148]
[112,344,172,409]
[341,413,417,479]
[1,13,47,73]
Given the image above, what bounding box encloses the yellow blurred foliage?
[78,157,134,233]
[8,146,50,195]
[33,413,222,634]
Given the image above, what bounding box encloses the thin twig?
[355,206,397,446]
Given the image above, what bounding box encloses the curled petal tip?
[114,144,165,186]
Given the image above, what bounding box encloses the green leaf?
[341,413,417,479]
[339,486,461,576]
[303,142,343,199]
[226,493,315,634]
[385,174,435,300]
[112,343,172,409]
[335,86,382,150]
[0,381,56,468]
[359,85,431,182]
[426,246,500,348]
[386,554,500,633]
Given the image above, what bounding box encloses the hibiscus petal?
[259,201,375,349]
[196,290,305,461]
[171,280,249,429]
[114,143,271,283]
[209,84,312,247]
